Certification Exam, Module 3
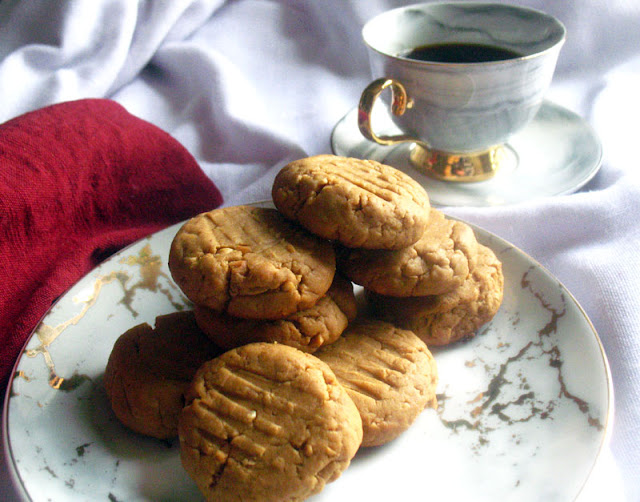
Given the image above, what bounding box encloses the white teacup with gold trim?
[359,2,566,182]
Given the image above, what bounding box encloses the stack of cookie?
[103,154,502,502]
[271,154,504,348]
[363,241,505,347]
[167,203,356,354]
[104,311,365,502]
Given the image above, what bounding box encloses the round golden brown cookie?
[315,320,438,447]
[178,342,363,502]
[168,205,336,320]
[103,311,223,439]
[272,155,431,250]
[366,244,504,346]
[193,274,357,353]
[338,209,478,297]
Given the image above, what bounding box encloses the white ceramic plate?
[331,100,603,207]
[3,211,612,501]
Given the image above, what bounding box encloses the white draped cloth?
[0,1,638,500]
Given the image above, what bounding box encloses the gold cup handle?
[357,78,419,146]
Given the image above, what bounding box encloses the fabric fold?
[0,98,223,389]
[0,0,225,122]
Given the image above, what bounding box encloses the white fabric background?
[1,0,638,500]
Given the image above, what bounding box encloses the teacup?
[358,2,566,182]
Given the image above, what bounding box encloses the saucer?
[330,100,603,207]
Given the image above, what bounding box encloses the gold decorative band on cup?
[409,143,505,182]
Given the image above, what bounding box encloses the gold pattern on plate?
[24,243,187,391]
[436,263,603,456]
[118,243,187,315]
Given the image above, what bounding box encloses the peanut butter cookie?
[193,274,357,353]
[316,320,438,447]
[103,311,223,439]
[169,205,336,319]
[178,342,363,502]
[366,244,504,346]
[338,209,478,296]
[272,155,431,250]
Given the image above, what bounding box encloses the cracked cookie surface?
[316,319,438,447]
[168,205,336,319]
[193,273,357,353]
[366,244,504,346]
[272,155,431,250]
[178,342,363,502]
[338,209,478,296]
[103,311,223,439]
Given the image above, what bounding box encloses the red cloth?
[0,99,223,392]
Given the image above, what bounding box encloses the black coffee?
[401,42,523,63]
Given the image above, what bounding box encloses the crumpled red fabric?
[0,99,223,392]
